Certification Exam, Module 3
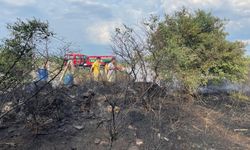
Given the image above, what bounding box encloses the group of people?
[91,57,119,82]
[37,57,121,86]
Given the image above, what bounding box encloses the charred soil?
[0,82,250,150]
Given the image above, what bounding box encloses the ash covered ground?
[0,81,250,150]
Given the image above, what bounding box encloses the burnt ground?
[0,82,250,150]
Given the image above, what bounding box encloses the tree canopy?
[0,18,53,89]
[113,8,249,94]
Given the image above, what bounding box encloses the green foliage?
[0,18,53,88]
[148,8,249,93]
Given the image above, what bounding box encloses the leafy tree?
[113,8,249,95]
[0,18,53,89]
[149,9,249,93]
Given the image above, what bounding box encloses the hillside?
[0,82,249,150]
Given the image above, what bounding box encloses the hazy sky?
[0,0,250,55]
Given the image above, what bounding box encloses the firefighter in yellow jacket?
[91,57,101,81]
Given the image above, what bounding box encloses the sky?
[0,0,250,55]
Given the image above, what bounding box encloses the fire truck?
[64,53,87,67]
[64,53,115,67]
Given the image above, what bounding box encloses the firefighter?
[64,60,75,85]
[91,57,101,81]
[104,62,109,75]
[37,62,49,82]
[107,58,117,82]
[59,60,75,86]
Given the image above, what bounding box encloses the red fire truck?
[64,53,87,66]
[64,53,115,67]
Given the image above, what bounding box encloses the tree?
[0,18,53,89]
[150,9,248,94]
[112,8,249,95]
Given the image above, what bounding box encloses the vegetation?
[0,19,54,89]
[0,9,250,150]
[112,8,249,95]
